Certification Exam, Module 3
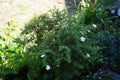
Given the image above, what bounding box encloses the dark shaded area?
[65,0,81,13]
[4,65,29,80]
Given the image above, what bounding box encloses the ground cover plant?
[0,0,120,80]
[0,20,28,79]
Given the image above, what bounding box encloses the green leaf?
[0,78,3,80]
[0,57,2,64]
[59,46,71,63]
[0,35,5,41]
[64,47,71,63]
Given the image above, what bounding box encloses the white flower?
[111,9,115,14]
[46,65,51,70]
[9,40,12,43]
[49,15,53,19]
[98,8,102,11]
[41,54,45,58]
[58,22,60,24]
[117,8,120,16]
[98,76,102,80]
[87,30,90,33]
[80,36,85,42]
[99,68,102,71]
[1,56,5,61]
[23,47,26,52]
[19,36,24,41]
[93,24,97,28]
[86,53,90,57]
[46,25,48,28]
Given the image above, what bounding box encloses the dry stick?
[74,0,76,7]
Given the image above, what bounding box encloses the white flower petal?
[87,30,90,33]
[80,36,85,42]
[49,15,53,19]
[19,36,24,41]
[93,24,97,28]
[98,8,102,11]
[99,76,102,79]
[1,56,5,61]
[46,65,51,70]
[41,54,45,58]
[86,53,90,57]
[46,25,48,28]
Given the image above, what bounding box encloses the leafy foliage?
[0,20,26,77]
[21,8,105,80]
[0,0,120,80]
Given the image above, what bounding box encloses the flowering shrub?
[0,0,120,80]
[21,8,107,80]
[21,1,120,79]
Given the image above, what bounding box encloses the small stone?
[111,9,115,14]
[117,8,120,16]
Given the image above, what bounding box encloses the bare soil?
[0,0,65,28]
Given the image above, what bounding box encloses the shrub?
[22,1,120,79]
[1,0,120,80]
[21,8,106,80]
[0,19,26,78]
